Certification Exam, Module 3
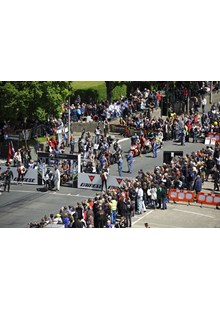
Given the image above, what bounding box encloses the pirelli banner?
[78,173,130,190]
[0,166,38,185]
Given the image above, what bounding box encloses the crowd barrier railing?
[168,189,220,209]
[207,132,220,142]
[168,189,195,205]
[196,192,220,208]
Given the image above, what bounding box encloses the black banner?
[37,152,79,160]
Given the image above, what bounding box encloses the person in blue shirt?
[127,150,133,173]
[62,213,70,228]
[99,154,107,170]
[193,175,202,195]
[105,219,113,228]
[180,129,186,146]
[152,139,159,158]
[118,155,123,177]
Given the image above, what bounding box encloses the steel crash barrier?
[168,189,220,209]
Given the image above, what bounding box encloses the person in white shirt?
[13,150,22,167]
[201,96,207,113]
[150,185,157,209]
[136,184,144,214]
[54,166,61,191]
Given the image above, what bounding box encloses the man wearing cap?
[3,167,14,192]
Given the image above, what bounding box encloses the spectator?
[62,213,70,228]
[201,96,207,113]
[161,183,168,210]
[213,167,220,192]
[136,184,144,214]
[109,196,117,225]
[17,162,26,185]
[3,167,14,193]
[193,175,203,195]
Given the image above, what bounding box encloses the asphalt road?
[1,137,220,228]
[110,137,206,177]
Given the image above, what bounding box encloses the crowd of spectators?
[29,85,220,228]
[30,140,220,228]
[60,88,162,125]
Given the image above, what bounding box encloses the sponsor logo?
[80,183,102,189]
[88,175,95,182]
[13,177,36,183]
[116,178,123,185]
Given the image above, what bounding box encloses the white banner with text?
[77,173,131,190]
[0,166,38,185]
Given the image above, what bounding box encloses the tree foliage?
[0,81,72,123]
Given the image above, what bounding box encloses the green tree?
[0,81,72,123]
[105,81,125,102]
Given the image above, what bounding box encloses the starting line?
[10,189,92,199]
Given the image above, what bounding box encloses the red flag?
[7,142,12,164]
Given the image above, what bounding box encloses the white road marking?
[147,222,182,228]
[132,210,154,226]
[118,138,130,143]
[49,192,92,198]
[11,189,46,194]
[173,209,215,219]
[10,189,92,199]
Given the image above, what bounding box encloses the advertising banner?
[77,173,131,190]
[0,166,38,184]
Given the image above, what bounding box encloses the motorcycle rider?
[44,168,55,190]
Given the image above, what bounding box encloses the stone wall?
[70,121,104,134]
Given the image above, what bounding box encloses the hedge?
[71,81,127,103]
